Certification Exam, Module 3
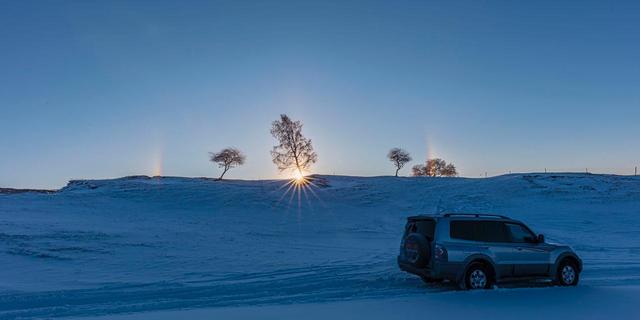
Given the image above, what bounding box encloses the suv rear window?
[449,220,508,242]
[405,219,436,239]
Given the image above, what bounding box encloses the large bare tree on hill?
[270,114,317,176]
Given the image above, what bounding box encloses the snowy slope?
[1,174,639,319]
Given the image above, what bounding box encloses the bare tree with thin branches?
[426,158,447,177]
[441,163,458,177]
[209,148,246,180]
[387,148,412,177]
[270,114,317,176]
[412,164,426,176]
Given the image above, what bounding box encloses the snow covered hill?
[1,173,639,319]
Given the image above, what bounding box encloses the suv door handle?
[516,247,523,251]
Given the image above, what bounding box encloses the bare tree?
[270,114,317,176]
[413,158,458,177]
[426,158,447,177]
[387,148,412,177]
[412,164,427,176]
[209,148,246,180]
[441,163,458,177]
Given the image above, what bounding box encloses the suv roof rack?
[443,213,510,219]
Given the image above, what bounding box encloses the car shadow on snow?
[414,278,559,291]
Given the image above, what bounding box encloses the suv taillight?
[434,244,448,261]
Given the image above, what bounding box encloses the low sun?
[292,170,304,182]
[288,168,311,186]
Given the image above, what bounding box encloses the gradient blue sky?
[1,1,639,189]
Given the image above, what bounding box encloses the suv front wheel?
[556,260,579,286]
[464,262,493,290]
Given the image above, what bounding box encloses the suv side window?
[478,221,509,242]
[450,220,509,242]
[450,221,474,240]
[505,223,536,243]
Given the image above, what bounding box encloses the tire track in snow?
[0,261,445,319]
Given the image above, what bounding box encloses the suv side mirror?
[537,234,545,243]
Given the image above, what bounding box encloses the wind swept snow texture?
[0,174,639,319]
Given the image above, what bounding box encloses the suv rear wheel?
[464,262,493,290]
[403,233,431,268]
[556,260,579,286]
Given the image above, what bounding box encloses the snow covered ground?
[1,173,639,319]
[75,286,640,320]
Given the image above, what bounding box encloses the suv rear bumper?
[398,258,432,278]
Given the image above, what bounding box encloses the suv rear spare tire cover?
[403,233,431,268]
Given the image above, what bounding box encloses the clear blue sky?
[1,1,639,189]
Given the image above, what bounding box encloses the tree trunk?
[294,154,302,176]
[218,167,229,180]
[395,168,399,177]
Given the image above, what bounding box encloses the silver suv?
[397,213,582,289]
